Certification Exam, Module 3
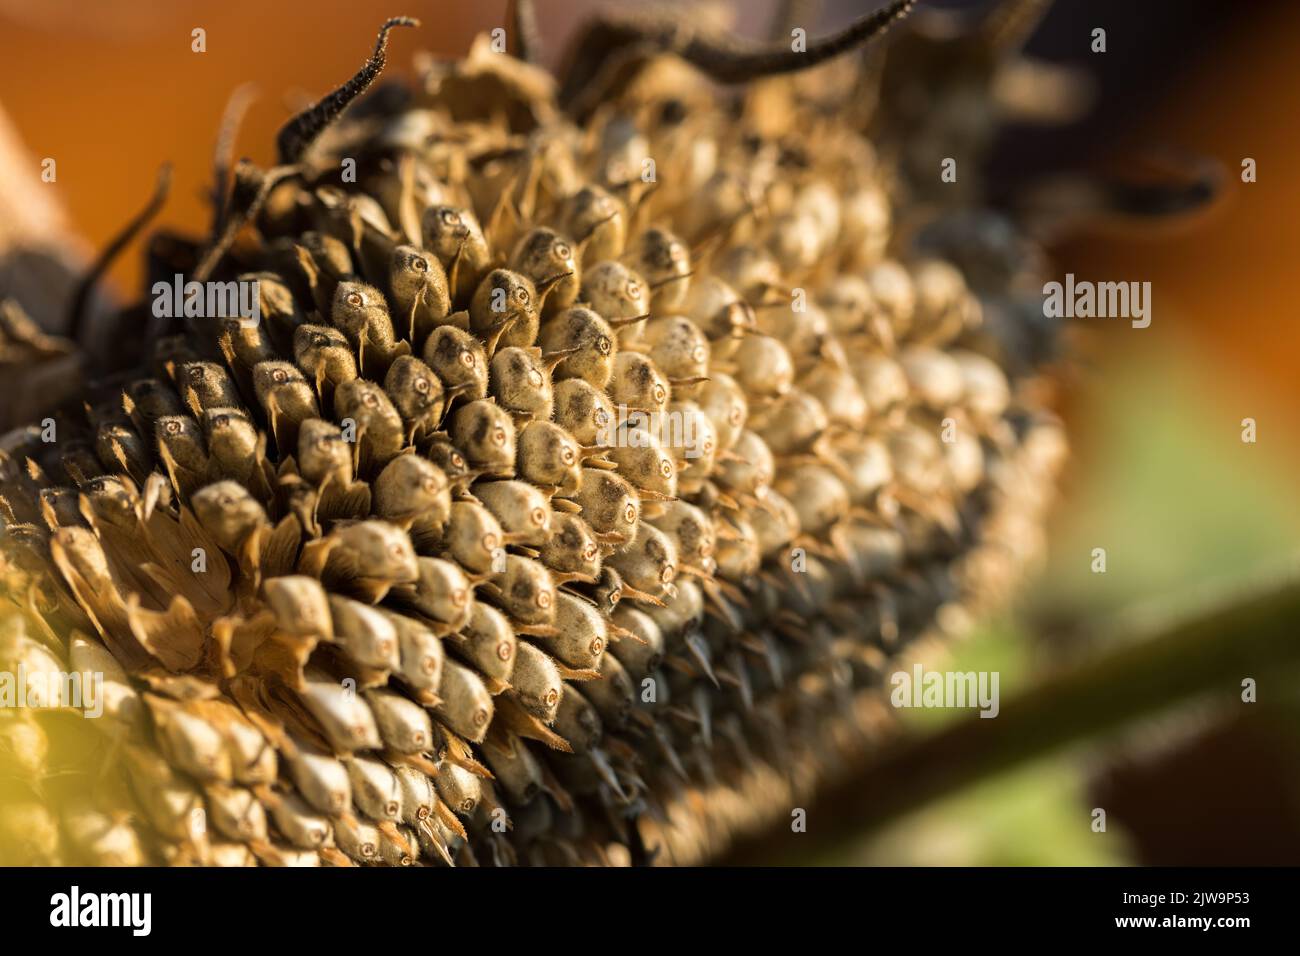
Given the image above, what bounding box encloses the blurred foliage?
[842,619,1133,865]
[1042,346,1300,616]
[845,756,1130,866]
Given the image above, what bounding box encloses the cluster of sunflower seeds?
[0,8,1065,866]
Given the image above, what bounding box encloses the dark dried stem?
[560,0,913,109]
[1099,155,1224,218]
[193,162,298,283]
[506,0,542,65]
[276,16,419,164]
[1014,154,1225,237]
[68,163,172,346]
[683,0,914,83]
[211,83,259,237]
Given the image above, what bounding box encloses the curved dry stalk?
[211,82,259,237]
[67,163,172,346]
[276,16,419,164]
[1016,153,1225,239]
[506,0,542,65]
[192,162,298,283]
[558,0,914,109]
[688,0,915,82]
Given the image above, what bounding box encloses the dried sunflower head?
[0,1,1080,868]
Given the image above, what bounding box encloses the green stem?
[720,563,1300,864]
